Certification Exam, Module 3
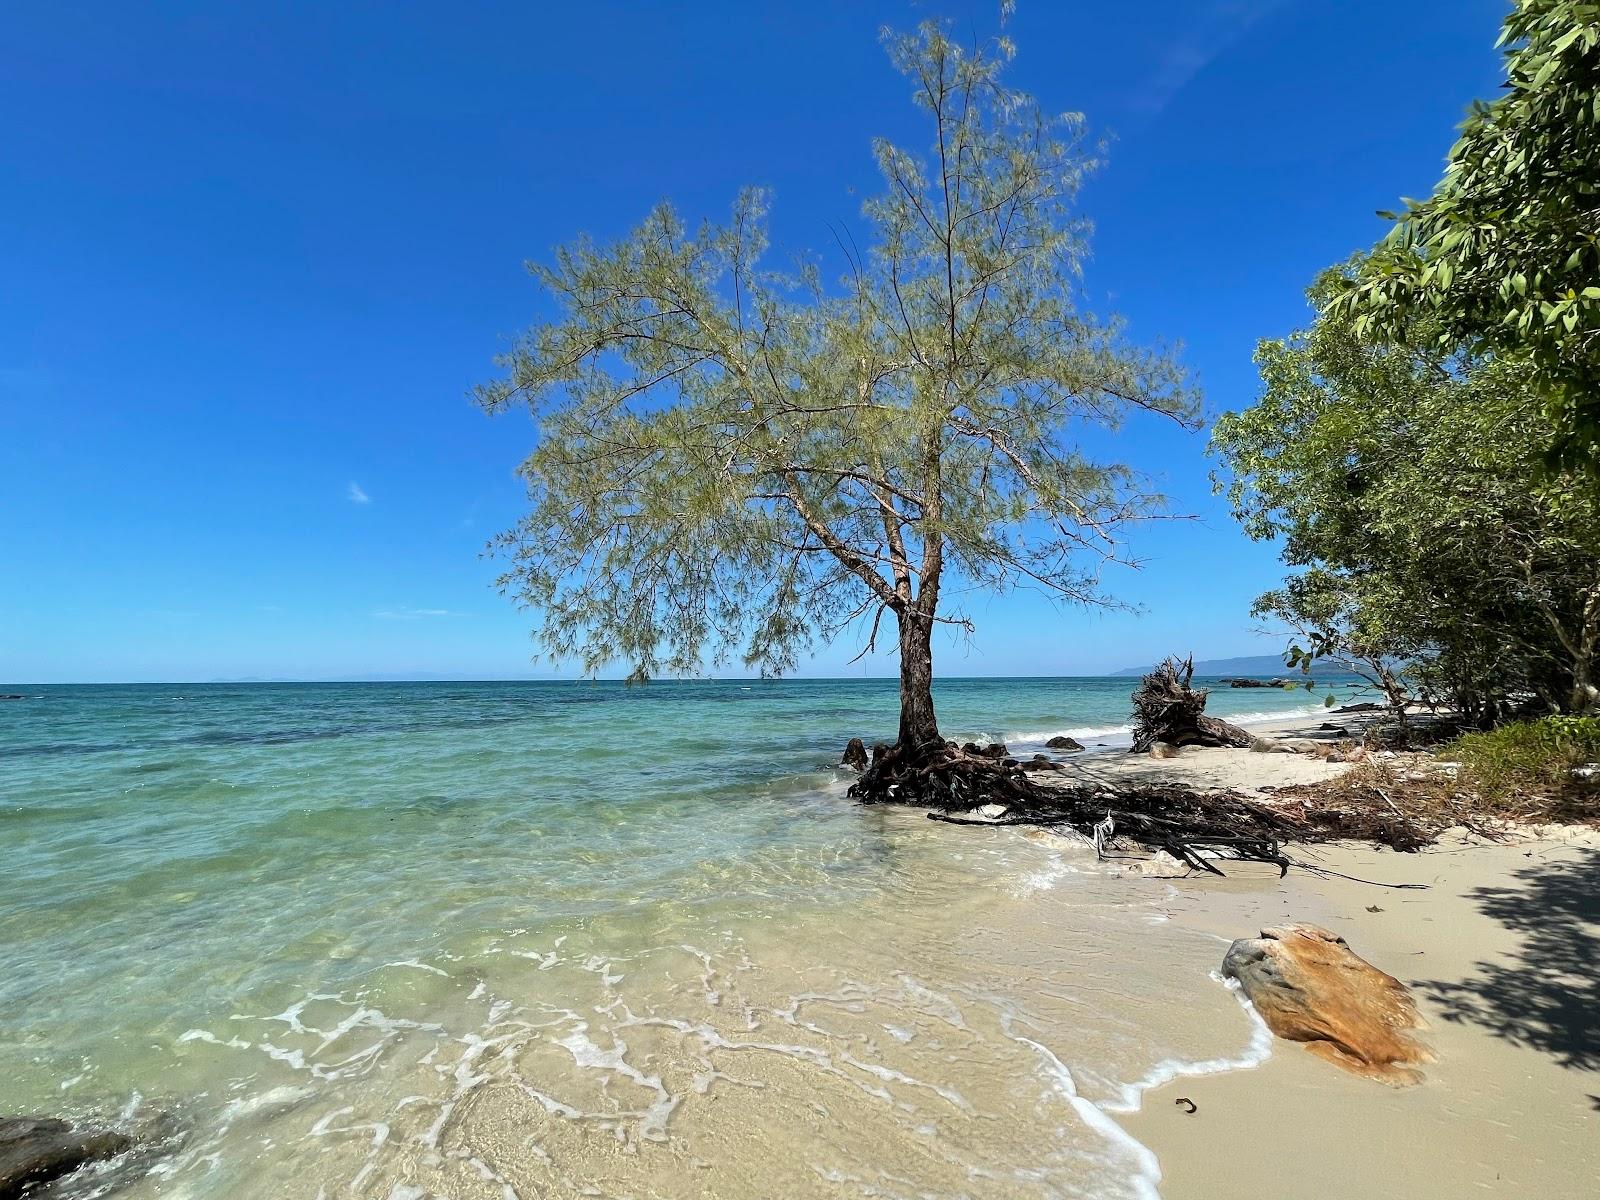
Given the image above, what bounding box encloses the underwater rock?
[0,1115,133,1200]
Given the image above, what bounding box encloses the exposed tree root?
[924,779,1450,875]
[846,738,1450,877]
[848,739,1044,809]
[925,783,1300,875]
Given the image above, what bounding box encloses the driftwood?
[846,739,1441,875]
[925,783,1297,874]
[1131,656,1254,753]
[920,779,1443,875]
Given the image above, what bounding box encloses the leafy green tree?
[475,23,1195,750]
[1264,569,1420,733]
[1214,267,1600,722]
[1331,1,1600,468]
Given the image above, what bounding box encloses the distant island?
[1111,654,1349,679]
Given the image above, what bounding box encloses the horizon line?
[3,668,1322,688]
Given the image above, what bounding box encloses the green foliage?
[1451,716,1600,809]
[1330,1,1600,468]
[475,22,1195,693]
[1212,266,1600,721]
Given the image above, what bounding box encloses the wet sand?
[1127,830,1600,1198]
[1051,713,1600,1196]
[826,719,1600,1200]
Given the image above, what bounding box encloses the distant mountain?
[1111,654,1350,679]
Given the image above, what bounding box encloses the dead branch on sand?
[1130,656,1255,753]
[922,779,1445,877]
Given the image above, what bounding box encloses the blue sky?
[1,0,1507,682]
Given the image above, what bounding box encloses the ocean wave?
[1002,723,1134,742]
[1209,704,1328,727]
[1001,1014,1164,1200]
[1003,972,1275,1200]
[1095,975,1275,1114]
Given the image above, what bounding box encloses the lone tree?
[476,22,1196,797]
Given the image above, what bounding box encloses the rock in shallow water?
[1221,923,1432,1085]
[1045,735,1084,751]
[0,1116,133,1200]
[960,741,1009,759]
[839,737,869,771]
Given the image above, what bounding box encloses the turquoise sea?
[2,678,1328,1199]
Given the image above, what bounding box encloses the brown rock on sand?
[1222,923,1432,1085]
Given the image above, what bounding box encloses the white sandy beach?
[1046,709,1378,793]
[1051,717,1600,1198]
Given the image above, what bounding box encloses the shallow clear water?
[1,679,1317,1198]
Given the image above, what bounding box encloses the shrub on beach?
[1450,718,1600,814]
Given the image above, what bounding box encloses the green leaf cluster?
[1330,1,1600,469]
[475,23,1196,686]
[1213,267,1600,721]
[1450,715,1600,809]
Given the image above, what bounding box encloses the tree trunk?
[897,610,940,748]
[1570,591,1598,713]
[848,610,1033,810]
[1571,666,1598,715]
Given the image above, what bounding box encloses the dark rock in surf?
[840,737,869,771]
[959,742,1007,759]
[1045,735,1085,752]
[0,1116,133,1200]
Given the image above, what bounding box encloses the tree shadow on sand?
[1414,848,1600,1070]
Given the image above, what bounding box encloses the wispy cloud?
[1134,1,1285,115]
[347,481,371,504]
[373,607,465,620]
